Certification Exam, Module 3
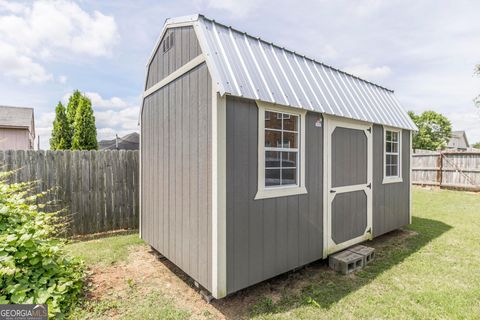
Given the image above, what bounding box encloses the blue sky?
[1,0,479,149]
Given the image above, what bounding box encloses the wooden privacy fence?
[412,151,480,191]
[0,150,139,236]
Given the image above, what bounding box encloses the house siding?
[146,26,202,90]
[141,62,212,291]
[225,96,324,295]
[372,125,411,236]
[0,128,31,150]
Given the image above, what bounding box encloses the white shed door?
[325,117,373,255]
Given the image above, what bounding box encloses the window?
[256,102,307,199]
[383,128,402,183]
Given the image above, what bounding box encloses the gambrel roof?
[146,14,417,130]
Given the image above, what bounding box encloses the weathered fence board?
[0,150,139,236]
[412,151,480,191]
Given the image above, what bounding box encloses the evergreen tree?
[49,102,71,150]
[66,90,82,132]
[71,96,98,150]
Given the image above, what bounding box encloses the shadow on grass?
[206,216,452,319]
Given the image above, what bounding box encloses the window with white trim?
[256,102,307,200]
[384,129,401,180]
[265,111,299,187]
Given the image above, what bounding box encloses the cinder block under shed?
[329,250,364,274]
[347,245,375,266]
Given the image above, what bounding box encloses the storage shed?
[140,14,417,299]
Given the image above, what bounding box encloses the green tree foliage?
[66,90,82,131]
[49,102,71,150]
[472,142,480,149]
[0,175,84,316]
[71,96,98,150]
[408,110,452,151]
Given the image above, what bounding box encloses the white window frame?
[255,101,307,200]
[383,126,403,184]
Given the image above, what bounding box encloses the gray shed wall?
[225,99,411,294]
[146,26,202,90]
[225,96,324,295]
[141,62,212,291]
[372,125,411,236]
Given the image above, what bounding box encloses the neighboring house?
[0,106,35,150]
[447,131,469,150]
[140,14,417,299]
[99,132,139,150]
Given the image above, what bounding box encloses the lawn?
[66,187,480,319]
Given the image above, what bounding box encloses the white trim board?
[211,90,227,299]
[143,54,206,99]
[254,101,307,200]
[382,125,403,184]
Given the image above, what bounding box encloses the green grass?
[66,188,480,319]
[249,188,480,319]
[66,233,144,266]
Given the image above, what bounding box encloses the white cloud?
[84,92,129,109]
[58,75,67,84]
[343,64,392,81]
[0,0,118,83]
[0,40,53,83]
[194,0,258,17]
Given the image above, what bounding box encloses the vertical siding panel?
[154,92,160,250]
[189,68,199,280]
[226,98,236,290]
[287,196,299,268]
[169,82,176,261]
[181,74,190,274]
[175,73,183,268]
[207,72,213,289]
[262,199,276,279]
[248,101,263,285]
[198,64,209,286]
[275,197,288,274]
[232,97,250,291]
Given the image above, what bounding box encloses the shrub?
[0,176,85,317]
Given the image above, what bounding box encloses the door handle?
[330,190,336,193]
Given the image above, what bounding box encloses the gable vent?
[162,33,174,53]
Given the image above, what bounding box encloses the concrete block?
[347,245,375,266]
[329,250,363,274]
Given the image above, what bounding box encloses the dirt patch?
[85,228,418,319]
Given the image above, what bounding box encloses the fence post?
[436,152,442,187]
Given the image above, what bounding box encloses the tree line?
[50,90,98,150]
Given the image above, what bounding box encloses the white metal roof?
[147,14,417,130]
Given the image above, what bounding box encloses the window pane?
[391,131,399,142]
[386,154,398,165]
[265,111,281,129]
[386,165,391,177]
[282,168,297,185]
[283,132,298,148]
[265,151,280,168]
[391,165,398,177]
[283,114,298,131]
[265,130,281,147]
[386,130,392,141]
[391,141,398,153]
[386,141,392,153]
[281,152,297,168]
[265,169,281,186]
